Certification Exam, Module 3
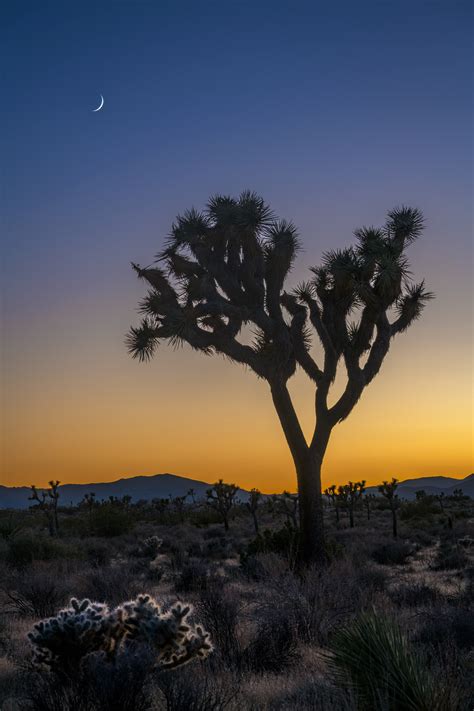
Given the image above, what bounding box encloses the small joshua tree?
[324,484,340,523]
[364,492,375,520]
[275,491,299,528]
[127,193,433,564]
[378,478,400,538]
[81,492,96,532]
[246,488,262,534]
[29,481,60,536]
[171,495,187,523]
[338,480,366,528]
[28,595,212,678]
[206,479,238,530]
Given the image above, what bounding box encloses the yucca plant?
[127,192,433,564]
[327,612,461,710]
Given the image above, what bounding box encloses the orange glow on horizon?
[3,323,472,491]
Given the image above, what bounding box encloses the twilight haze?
[2,1,472,491]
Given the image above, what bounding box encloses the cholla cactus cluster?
[28,594,212,675]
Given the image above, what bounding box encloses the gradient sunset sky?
[2,1,472,491]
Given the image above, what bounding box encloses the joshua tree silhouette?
[127,192,432,564]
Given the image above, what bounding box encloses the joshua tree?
[171,494,187,522]
[152,497,170,522]
[364,492,375,520]
[127,192,432,564]
[378,478,400,538]
[29,480,60,536]
[81,492,96,531]
[338,480,366,528]
[246,488,262,533]
[324,484,340,523]
[206,479,238,530]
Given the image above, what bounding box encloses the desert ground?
[0,487,472,710]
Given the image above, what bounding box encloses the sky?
[2,0,472,492]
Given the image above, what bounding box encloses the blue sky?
[2,1,472,487]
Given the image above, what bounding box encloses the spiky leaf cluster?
[337,480,366,505]
[28,595,212,676]
[378,478,400,507]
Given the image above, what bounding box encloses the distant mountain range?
[365,474,474,501]
[0,473,472,509]
[0,474,250,509]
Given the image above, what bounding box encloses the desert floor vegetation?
[0,491,472,710]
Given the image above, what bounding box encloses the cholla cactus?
[28,598,115,675]
[28,594,212,676]
[120,595,212,669]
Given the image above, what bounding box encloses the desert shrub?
[417,606,474,650]
[405,529,435,547]
[196,584,241,668]
[90,506,132,537]
[79,564,142,606]
[187,540,204,557]
[268,678,355,711]
[0,516,23,541]
[83,539,113,567]
[390,582,442,608]
[241,551,290,581]
[328,613,459,711]
[202,527,227,540]
[25,649,153,711]
[203,537,234,560]
[400,498,440,520]
[242,614,298,673]
[190,509,223,527]
[242,523,298,565]
[355,565,388,593]
[5,533,80,568]
[6,565,68,618]
[431,542,468,571]
[28,595,212,677]
[141,535,163,557]
[160,539,187,569]
[371,541,413,565]
[174,559,215,593]
[154,665,238,711]
[253,559,381,647]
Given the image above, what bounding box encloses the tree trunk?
[349,507,354,528]
[296,453,327,565]
[252,512,259,534]
[270,381,332,566]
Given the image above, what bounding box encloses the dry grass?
[0,497,472,710]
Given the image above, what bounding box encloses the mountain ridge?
[0,473,472,509]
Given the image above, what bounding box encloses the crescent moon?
[92,94,104,112]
